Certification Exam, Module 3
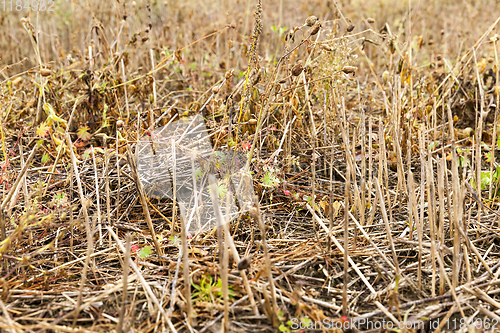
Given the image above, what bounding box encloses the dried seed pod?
[321,44,334,51]
[249,206,259,219]
[82,197,92,210]
[225,69,234,80]
[388,40,396,53]
[305,15,318,27]
[237,257,251,271]
[436,54,443,61]
[291,62,304,76]
[342,66,357,74]
[116,119,124,128]
[250,69,261,85]
[233,92,242,102]
[248,118,258,125]
[40,68,52,77]
[366,17,375,23]
[417,35,423,49]
[310,22,321,36]
[212,86,220,94]
[382,70,390,85]
[346,24,355,32]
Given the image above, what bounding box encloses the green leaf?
[77,126,92,141]
[261,172,279,188]
[195,167,203,180]
[279,324,290,332]
[301,317,312,327]
[102,104,109,127]
[470,170,500,190]
[458,156,469,167]
[169,235,180,246]
[81,148,92,160]
[52,191,68,207]
[138,245,152,258]
[486,152,493,163]
[43,103,67,126]
[41,152,50,164]
[36,122,51,138]
[216,180,228,198]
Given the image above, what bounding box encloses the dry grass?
[1,0,500,332]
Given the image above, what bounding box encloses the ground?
[1,0,500,332]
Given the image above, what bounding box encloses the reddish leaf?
[36,122,51,138]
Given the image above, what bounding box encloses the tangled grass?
[1,0,500,332]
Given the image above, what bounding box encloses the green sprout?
[191,274,235,303]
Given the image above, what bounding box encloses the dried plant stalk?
[117,233,131,333]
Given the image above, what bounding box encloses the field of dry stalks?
[2,0,500,332]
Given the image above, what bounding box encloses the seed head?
[40,68,52,77]
[367,18,375,24]
[417,36,423,49]
[237,257,251,271]
[382,71,390,85]
[342,66,357,75]
[116,120,124,128]
[249,207,259,219]
[291,61,304,76]
[225,69,234,80]
[250,68,261,85]
[82,197,92,210]
[305,15,318,27]
[321,44,334,52]
[310,22,321,36]
[346,24,355,32]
